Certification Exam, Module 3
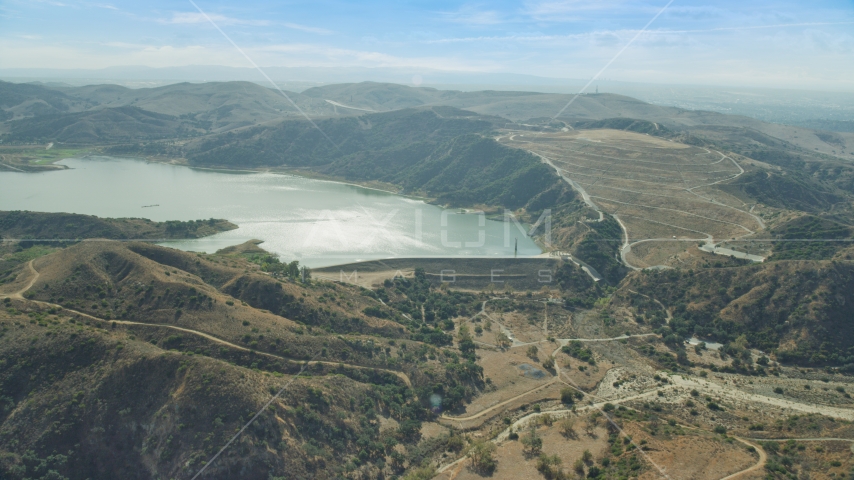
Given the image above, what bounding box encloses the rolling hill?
[302,82,854,160]
[614,260,854,368]
[5,79,853,161]
[0,81,91,121]
[0,231,493,479]
[57,81,343,132]
[3,106,202,143]
[0,210,236,241]
[183,107,576,212]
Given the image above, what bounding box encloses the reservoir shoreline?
[1,156,543,268]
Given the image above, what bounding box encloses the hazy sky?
[1,0,853,90]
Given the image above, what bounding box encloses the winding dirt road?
[4,261,413,387]
[11,261,853,480]
[720,437,767,480]
[504,132,764,270]
[8,260,40,299]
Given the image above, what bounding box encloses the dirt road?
[6,261,413,387]
[7,260,41,299]
[720,437,767,480]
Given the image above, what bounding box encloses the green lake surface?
[0,156,542,267]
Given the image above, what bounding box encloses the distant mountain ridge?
[2,79,853,160]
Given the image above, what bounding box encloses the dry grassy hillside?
[0,236,502,479]
[0,302,413,480]
[613,260,854,366]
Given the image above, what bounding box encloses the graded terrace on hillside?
[499,128,768,268]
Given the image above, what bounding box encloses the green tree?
[521,426,543,455]
[495,331,511,349]
[581,449,593,464]
[527,345,539,360]
[467,440,497,473]
[389,451,406,472]
[560,387,575,405]
[542,355,555,371]
[401,466,436,480]
[558,417,577,438]
[536,453,564,479]
[573,458,585,474]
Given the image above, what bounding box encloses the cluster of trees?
[560,387,584,405]
[562,341,596,365]
[2,450,70,480]
[244,253,307,281]
[770,215,852,260]
[379,269,479,333]
[570,217,627,285]
[162,219,220,237]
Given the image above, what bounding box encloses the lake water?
[0,156,541,267]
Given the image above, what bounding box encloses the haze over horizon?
[1,0,853,92]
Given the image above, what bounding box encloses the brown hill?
[0,303,410,480]
[28,241,408,343]
[0,234,493,479]
[304,83,854,160]
[613,260,854,367]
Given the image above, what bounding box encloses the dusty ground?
[499,129,766,269]
[430,291,854,480]
[421,422,450,440]
[468,348,556,416]
[630,425,758,480]
[435,424,610,480]
[626,240,694,269]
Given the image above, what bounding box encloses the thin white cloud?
[424,22,854,45]
[523,0,630,21]
[0,39,497,73]
[161,12,330,33]
[163,11,270,26]
[653,21,854,35]
[283,22,333,35]
[663,5,725,20]
[439,4,505,25]
[425,32,589,44]
[258,43,496,71]
[102,41,154,49]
